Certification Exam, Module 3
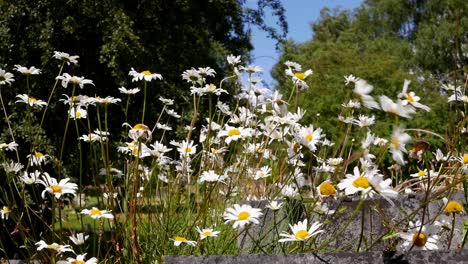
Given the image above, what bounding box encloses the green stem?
[141,81,147,123]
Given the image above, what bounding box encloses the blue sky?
[248,0,363,87]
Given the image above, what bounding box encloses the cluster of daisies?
[0,49,467,260]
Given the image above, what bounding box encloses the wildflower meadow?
[0,49,467,264]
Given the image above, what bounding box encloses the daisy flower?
[379,95,415,118]
[197,67,216,78]
[96,96,121,105]
[444,200,464,214]
[81,207,114,219]
[69,233,89,246]
[284,61,302,71]
[35,240,74,254]
[239,65,262,74]
[295,124,323,152]
[123,123,152,141]
[317,180,338,198]
[15,94,47,108]
[171,236,197,247]
[227,54,241,65]
[398,80,431,112]
[285,67,313,90]
[3,161,23,174]
[196,227,220,240]
[79,133,101,142]
[66,254,97,264]
[198,170,226,183]
[171,140,197,157]
[224,204,263,229]
[266,201,283,211]
[19,170,41,184]
[351,115,375,127]
[166,109,181,118]
[56,73,94,88]
[344,74,359,85]
[129,68,162,82]
[52,51,79,65]
[389,129,411,165]
[337,166,373,196]
[36,173,78,199]
[181,68,201,84]
[27,151,49,166]
[0,68,14,85]
[1,206,11,220]
[158,96,174,105]
[352,79,379,109]
[278,219,323,242]
[252,166,272,180]
[217,125,252,144]
[117,141,151,158]
[0,141,18,151]
[14,65,41,75]
[118,86,140,95]
[399,220,439,250]
[69,107,87,119]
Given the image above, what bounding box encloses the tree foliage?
[273,0,466,143]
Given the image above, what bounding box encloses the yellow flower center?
[133,123,148,130]
[445,201,463,214]
[141,70,152,76]
[185,147,192,153]
[412,232,427,247]
[227,129,241,137]
[3,206,11,213]
[352,176,370,188]
[71,261,85,264]
[75,111,81,118]
[201,231,212,237]
[28,97,38,103]
[50,185,62,193]
[174,236,187,242]
[305,134,313,142]
[417,170,427,177]
[294,72,306,80]
[237,211,250,220]
[132,149,139,155]
[319,182,337,196]
[34,152,44,158]
[295,230,309,240]
[463,154,468,164]
[406,93,414,103]
[391,138,400,149]
[90,208,102,216]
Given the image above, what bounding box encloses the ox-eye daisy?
[35,240,74,254]
[278,219,323,242]
[399,220,439,251]
[171,236,197,246]
[66,254,98,264]
[0,69,14,85]
[56,73,94,88]
[196,227,220,240]
[81,207,114,219]
[224,204,262,229]
[16,94,47,108]
[389,129,411,165]
[37,173,78,199]
[218,125,252,144]
[14,65,41,75]
[53,51,79,65]
[129,68,162,82]
[1,206,11,220]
